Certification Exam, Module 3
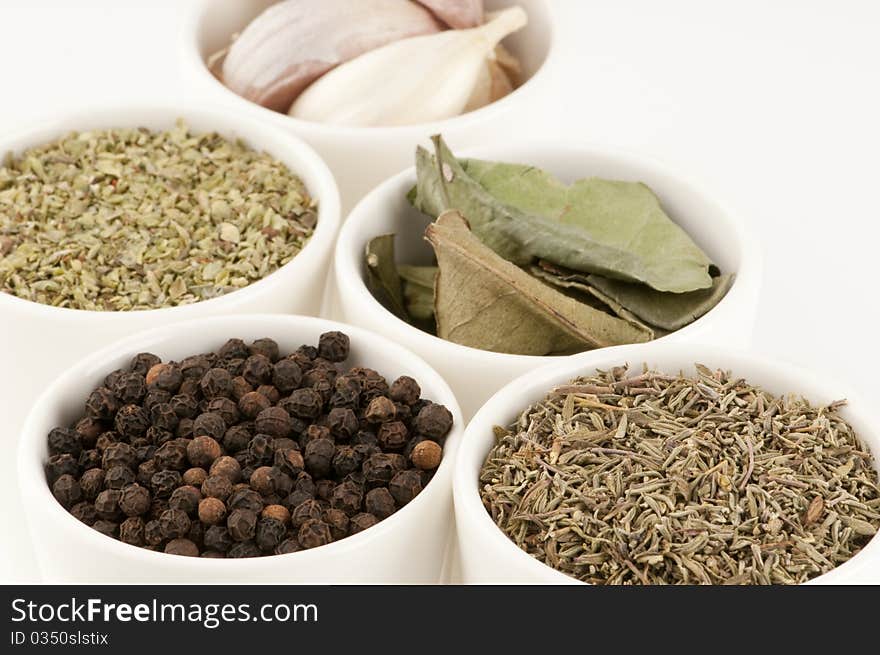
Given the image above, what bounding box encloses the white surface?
[0,0,878,582]
[454,343,880,584]
[18,315,463,583]
[336,141,761,418]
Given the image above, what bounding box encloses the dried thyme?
[480,364,880,585]
[0,120,316,310]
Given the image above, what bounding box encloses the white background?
[1,0,878,581]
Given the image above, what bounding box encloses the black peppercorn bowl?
[18,314,462,583]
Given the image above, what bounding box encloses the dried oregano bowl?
[453,343,880,585]
[0,104,340,444]
[18,314,463,583]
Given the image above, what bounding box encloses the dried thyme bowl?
[453,343,880,585]
[0,105,341,444]
[335,143,762,419]
[180,0,557,207]
[18,314,462,583]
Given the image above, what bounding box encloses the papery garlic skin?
[222,0,442,112]
[289,6,528,127]
[416,0,484,29]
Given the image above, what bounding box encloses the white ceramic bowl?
[18,314,463,583]
[335,143,762,419]
[180,0,558,208]
[0,104,341,445]
[453,342,880,585]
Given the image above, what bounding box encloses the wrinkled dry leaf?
[411,137,713,293]
[399,264,437,323]
[425,210,652,355]
[364,234,408,321]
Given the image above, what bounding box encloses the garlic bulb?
[416,0,484,29]
[221,0,441,112]
[289,6,528,127]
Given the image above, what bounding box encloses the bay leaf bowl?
[18,314,463,583]
[334,143,762,419]
[180,0,558,208]
[453,342,880,584]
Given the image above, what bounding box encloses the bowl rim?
[179,0,560,136]
[452,341,880,585]
[17,313,464,571]
[0,102,342,319]
[334,140,763,365]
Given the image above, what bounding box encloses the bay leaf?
[410,136,714,293]
[399,264,437,322]
[425,209,653,355]
[587,272,736,331]
[529,263,656,338]
[364,234,408,321]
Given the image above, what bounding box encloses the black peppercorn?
[209,455,241,483]
[52,474,82,508]
[271,358,302,393]
[227,508,257,542]
[204,525,232,552]
[362,453,398,488]
[222,424,252,453]
[163,538,198,557]
[154,440,188,471]
[331,446,362,478]
[221,358,245,377]
[286,388,323,419]
[246,434,274,467]
[353,430,378,447]
[78,449,102,471]
[119,517,145,546]
[192,411,227,440]
[365,487,397,519]
[204,397,238,426]
[170,394,199,419]
[200,368,234,400]
[323,508,350,540]
[231,376,253,401]
[150,469,182,499]
[274,447,305,478]
[142,389,172,414]
[104,465,135,490]
[318,331,349,362]
[198,497,227,525]
[227,541,261,558]
[178,378,200,397]
[94,489,122,520]
[238,391,271,419]
[275,538,301,555]
[159,508,191,539]
[146,363,183,393]
[130,353,161,376]
[119,483,152,516]
[201,474,233,501]
[255,517,286,552]
[327,408,359,440]
[101,442,136,470]
[186,435,222,469]
[298,518,332,549]
[414,402,454,440]
[85,387,118,420]
[291,499,324,528]
[329,480,363,516]
[136,459,159,487]
[218,338,250,361]
[169,485,201,515]
[48,427,82,457]
[174,420,193,439]
[180,354,212,380]
[304,438,336,478]
[389,469,423,506]
[150,402,180,432]
[45,453,79,485]
[247,338,279,362]
[283,490,313,512]
[377,421,409,451]
[349,512,379,534]
[92,520,119,539]
[182,467,208,487]
[389,376,421,406]
[144,519,164,546]
[242,354,273,387]
[227,487,264,514]
[255,407,292,438]
[79,468,104,501]
[71,502,97,525]
[75,417,104,448]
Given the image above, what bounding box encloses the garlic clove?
[221,0,442,112]
[463,57,515,113]
[416,0,484,29]
[289,6,528,127]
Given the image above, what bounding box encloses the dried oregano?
[480,365,880,584]
[0,120,316,310]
